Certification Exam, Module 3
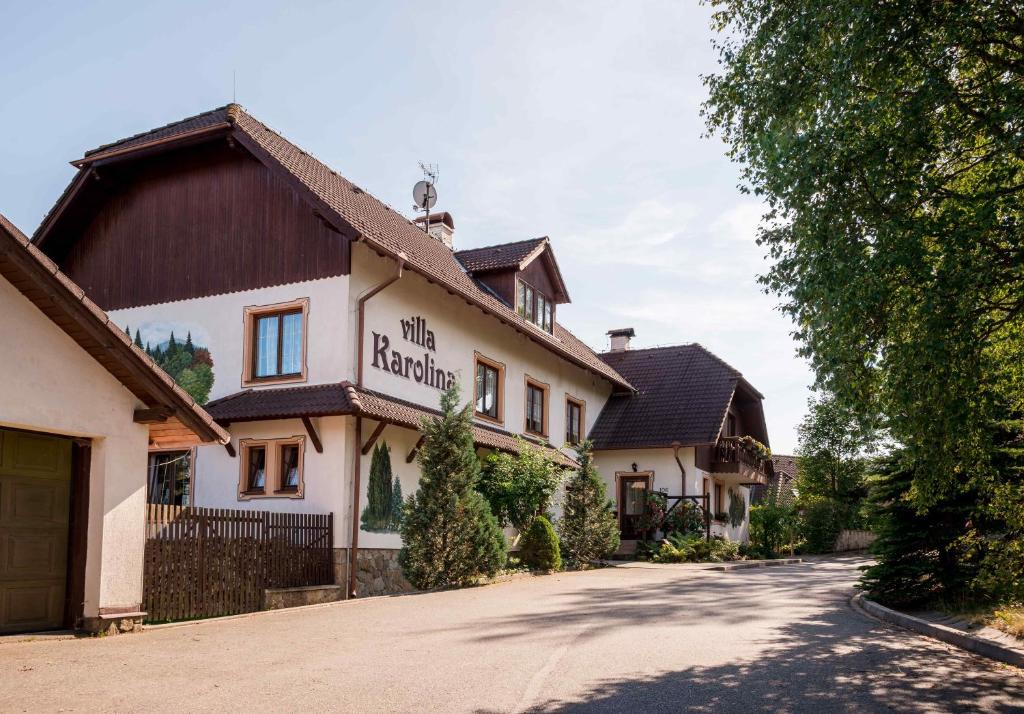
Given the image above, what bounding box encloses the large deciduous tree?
[704,0,1024,600]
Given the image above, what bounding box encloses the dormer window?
[517,280,553,333]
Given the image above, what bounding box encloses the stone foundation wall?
[80,613,145,636]
[355,548,414,597]
[264,585,343,610]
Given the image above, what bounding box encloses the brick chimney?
[413,212,455,249]
[607,327,635,352]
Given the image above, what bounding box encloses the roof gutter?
[350,254,405,598]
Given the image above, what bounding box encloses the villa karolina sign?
[372,316,456,390]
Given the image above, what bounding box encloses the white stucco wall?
[352,244,612,454]
[592,447,751,543]
[0,276,150,616]
[107,276,350,402]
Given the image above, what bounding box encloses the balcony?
[711,436,772,485]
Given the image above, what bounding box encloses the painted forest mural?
[125,324,215,405]
[361,442,404,533]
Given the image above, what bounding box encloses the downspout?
[349,252,406,598]
[672,441,686,497]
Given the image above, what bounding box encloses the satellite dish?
[413,180,437,210]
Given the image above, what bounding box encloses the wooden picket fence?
[143,505,334,623]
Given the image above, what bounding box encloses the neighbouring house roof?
[772,454,797,481]
[0,214,230,446]
[36,105,623,390]
[752,454,799,505]
[204,382,577,467]
[589,343,767,450]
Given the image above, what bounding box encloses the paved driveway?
[1,556,1022,713]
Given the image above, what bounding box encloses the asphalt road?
[1,556,1022,713]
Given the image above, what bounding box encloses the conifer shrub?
[558,441,620,566]
[519,515,562,571]
[399,385,507,590]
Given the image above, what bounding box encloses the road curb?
[852,593,1024,669]
[708,558,804,571]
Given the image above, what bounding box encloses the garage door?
[0,429,71,634]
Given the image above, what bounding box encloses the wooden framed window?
[565,395,585,446]
[725,413,736,437]
[242,298,309,386]
[524,376,550,436]
[147,448,195,506]
[713,482,724,519]
[474,352,505,424]
[239,437,305,499]
[517,280,553,333]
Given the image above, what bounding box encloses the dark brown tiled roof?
[772,454,798,480]
[83,106,231,158]
[204,383,353,422]
[0,214,229,446]
[455,237,548,273]
[752,454,798,505]
[205,382,576,467]
[589,344,745,450]
[54,105,627,390]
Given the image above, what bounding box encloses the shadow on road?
[454,558,1024,713]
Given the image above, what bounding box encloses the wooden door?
[619,475,650,540]
[0,429,72,634]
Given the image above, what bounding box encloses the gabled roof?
[204,382,576,467]
[35,105,625,390]
[455,237,570,303]
[0,214,229,446]
[589,343,766,450]
[455,237,547,272]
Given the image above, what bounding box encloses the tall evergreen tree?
[558,440,620,566]
[390,477,404,530]
[184,331,195,355]
[399,385,506,589]
[167,332,177,355]
[361,442,394,531]
[134,329,143,348]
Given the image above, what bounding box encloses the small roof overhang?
[205,382,577,468]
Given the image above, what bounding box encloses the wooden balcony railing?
[712,436,772,484]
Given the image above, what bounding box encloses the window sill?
[238,489,304,500]
[474,411,504,427]
[241,373,307,388]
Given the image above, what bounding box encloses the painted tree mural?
[361,441,403,533]
[125,325,216,405]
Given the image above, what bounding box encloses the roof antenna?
[412,162,438,234]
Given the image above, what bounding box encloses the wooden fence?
[143,505,334,623]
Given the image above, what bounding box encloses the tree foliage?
[703,0,1024,506]
[398,385,507,590]
[519,515,562,571]
[558,441,620,566]
[477,440,565,536]
[704,0,1024,602]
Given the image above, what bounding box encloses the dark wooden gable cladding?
[475,258,561,328]
[47,141,350,311]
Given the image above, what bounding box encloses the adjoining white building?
[26,104,772,601]
[0,215,228,634]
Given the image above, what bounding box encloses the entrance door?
[619,475,650,540]
[0,429,72,634]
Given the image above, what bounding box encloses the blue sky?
[1,1,813,452]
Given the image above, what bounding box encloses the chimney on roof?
[414,212,455,249]
[607,327,636,352]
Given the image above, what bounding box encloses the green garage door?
[0,429,72,634]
